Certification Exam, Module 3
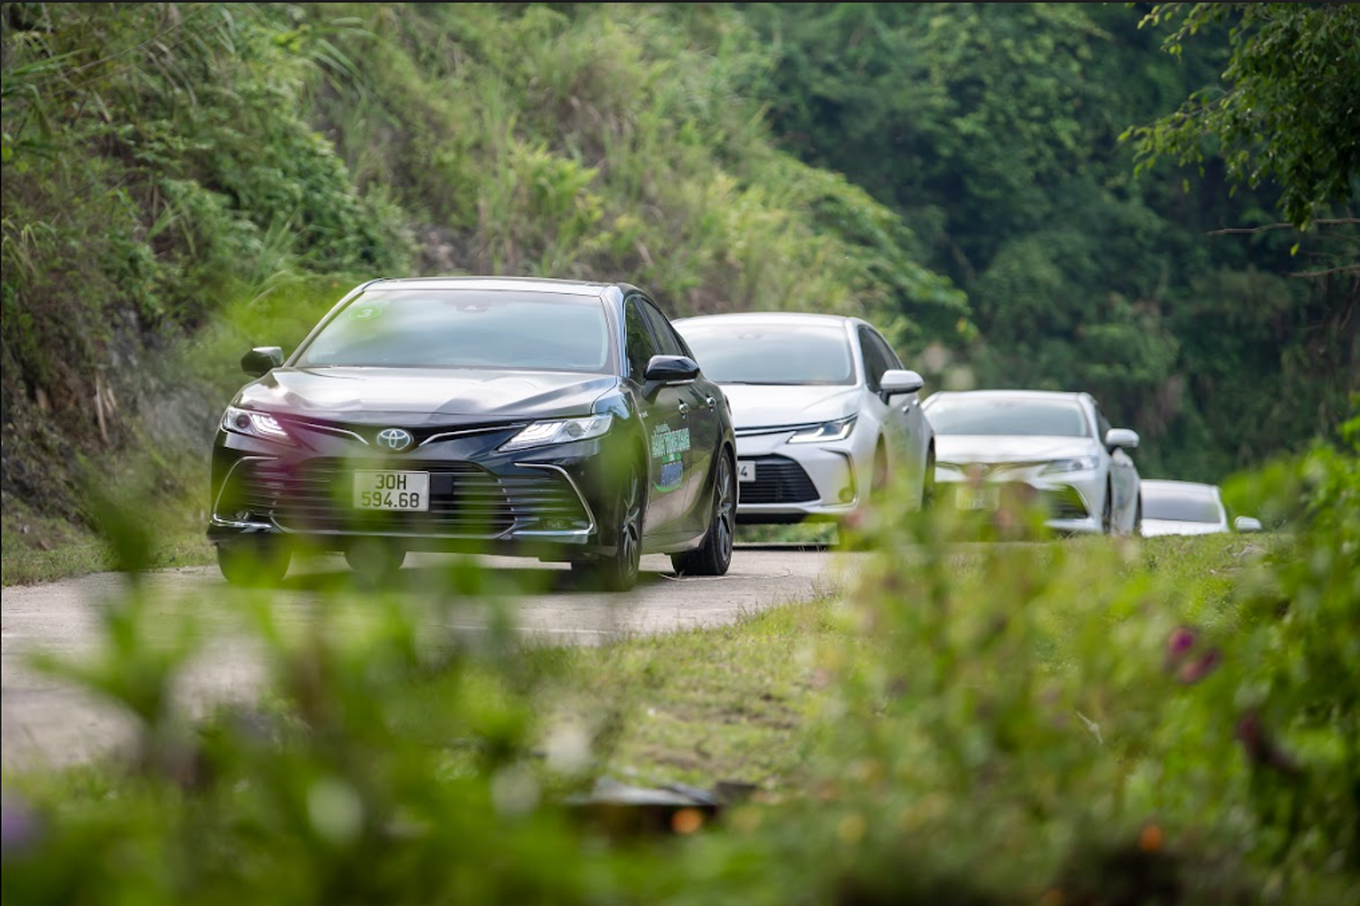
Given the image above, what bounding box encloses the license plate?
[353,471,430,511]
[737,460,758,483]
[956,485,999,511]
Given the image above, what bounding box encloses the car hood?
[1140,519,1227,537]
[718,384,859,429]
[235,367,618,426]
[934,435,1099,465]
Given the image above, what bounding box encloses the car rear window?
[675,322,854,385]
[1141,487,1224,523]
[295,290,611,372]
[925,397,1090,437]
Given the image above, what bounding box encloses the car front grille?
[1039,486,1089,520]
[218,457,589,536]
[739,455,820,504]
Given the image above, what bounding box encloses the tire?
[921,446,937,511]
[1133,494,1143,537]
[345,540,406,585]
[574,457,644,591]
[871,443,889,500]
[672,452,736,577]
[1101,482,1115,535]
[217,540,291,588]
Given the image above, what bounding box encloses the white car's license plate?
[353,471,430,511]
[737,460,758,483]
[955,486,999,511]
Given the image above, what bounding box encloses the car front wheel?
[672,452,735,577]
[217,540,291,588]
[573,458,643,591]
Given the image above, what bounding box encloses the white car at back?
[922,389,1141,535]
[1139,479,1262,536]
[672,312,935,525]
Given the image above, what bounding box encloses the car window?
[1142,486,1225,523]
[295,290,611,372]
[676,321,854,385]
[1093,403,1113,441]
[624,298,660,381]
[640,299,688,358]
[858,327,892,392]
[925,397,1091,437]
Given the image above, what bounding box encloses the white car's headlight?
[221,406,293,444]
[1042,455,1100,474]
[788,415,857,444]
[501,414,613,452]
[934,461,965,478]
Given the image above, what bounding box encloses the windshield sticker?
[650,423,691,493]
[347,302,387,321]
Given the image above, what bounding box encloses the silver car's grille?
[219,458,588,536]
[739,455,820,504]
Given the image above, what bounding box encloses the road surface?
[2,546,854,770]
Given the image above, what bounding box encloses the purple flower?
[1,791,40,856]
[1177,647,1222,684]
[1166,627,1197,659]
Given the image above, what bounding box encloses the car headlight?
[221,406,293,444]
[1042,455,1099,474]
[501,414,613,452]
[934,461,965,478]
[788,415,857,444]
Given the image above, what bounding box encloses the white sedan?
[922,389,1141,535]
[672,312,935,525]
[1139,479,1262,536]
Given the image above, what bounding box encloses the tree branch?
[1207,218,1360,236]
[1286,265,1360,279]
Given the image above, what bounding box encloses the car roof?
[1140,479,1220,497]
[361,276,620,297]
[925,389,1089,404]
[672,311,859,329]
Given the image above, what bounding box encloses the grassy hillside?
[1,3,965,571]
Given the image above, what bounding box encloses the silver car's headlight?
[788,415,857,444]
[501,414,613,452]
[934,461,965,479]
[221,406,293,444]
[1041,455,1100,474]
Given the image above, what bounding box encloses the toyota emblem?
[376,428,414,452]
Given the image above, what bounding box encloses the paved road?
[2,546,855,770]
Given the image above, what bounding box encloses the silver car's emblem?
[376,428,414,452]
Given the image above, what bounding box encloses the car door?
[857,326,912,471]
[623,296,689,539]
[639,297,717,533]
[1094,402,1138,526]
[870,327,928,478]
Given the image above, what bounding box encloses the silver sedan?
[922,389,1141,535]
[672,312,935,525]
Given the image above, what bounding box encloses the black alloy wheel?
[217,540,291,588]
[672,452,736,577]
[574,458,643,591]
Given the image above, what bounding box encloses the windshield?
[1142,487,1224,523]
[676,322,854,385]
[926,397,1091,437]
[295,290,611,372]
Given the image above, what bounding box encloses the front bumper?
[934,465,1104,535]
[207,425,625,558]
[731,428,870,523]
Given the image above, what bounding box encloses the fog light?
[839,484,854,503]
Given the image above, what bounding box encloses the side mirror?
[643,354,700,384]
[1233,516,1262,533]
[241,346,284,377]
[1104,427,1140,451]
[880,369,925,397]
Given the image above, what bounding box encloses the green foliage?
[745,2,1358,482]
[5,441,1359,903]
[1124,3,1360,231]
